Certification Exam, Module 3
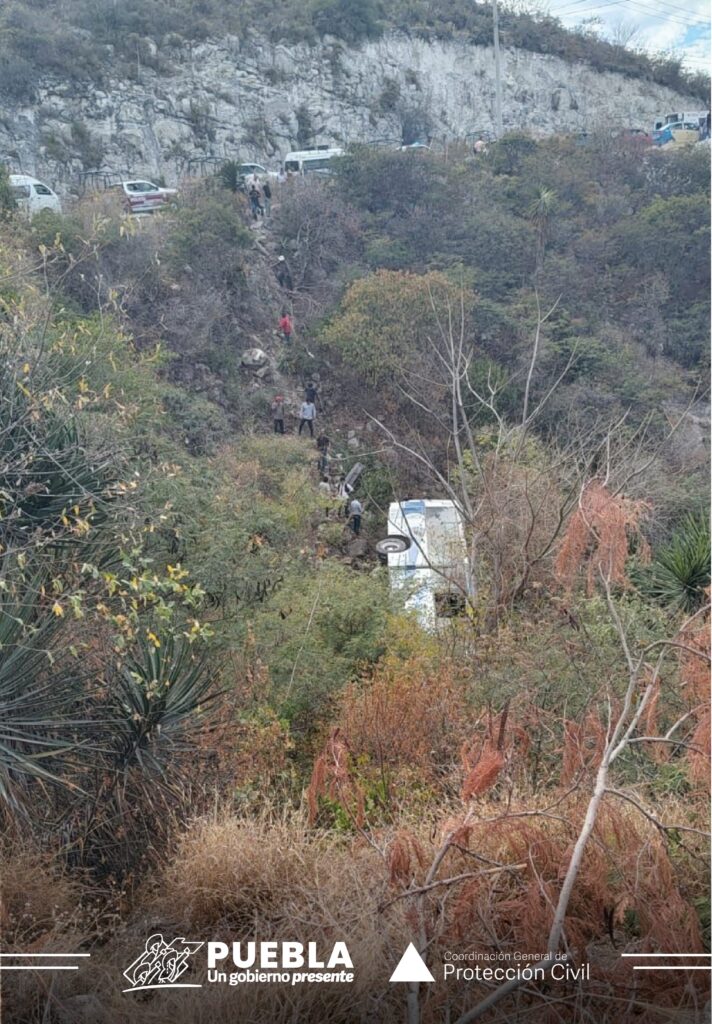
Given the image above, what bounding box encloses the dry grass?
[2,801,708,1023]
[0,845,82,950]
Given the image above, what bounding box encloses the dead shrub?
[677,612,710,790]
[336,654,470,787]
[688,709,711,791]
[461,747,505,799]
[443,798,704,964]
[165,815,372,931]
[387,830,426,886]
[308,728,365,827]
[555,480,651,592]
[475,449,565,610]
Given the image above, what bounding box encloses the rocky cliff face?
[2,32,702,188]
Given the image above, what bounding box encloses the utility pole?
[492,0,504,139]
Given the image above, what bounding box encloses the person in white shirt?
[298,400,316,437]
[349,497,363,536]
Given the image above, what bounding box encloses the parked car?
[652,122,700,148]
[235,163,279,191]
[9,174,62,217]
[238,163,269,180]
[112,180,177,214]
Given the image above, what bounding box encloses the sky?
[542,0,711,75]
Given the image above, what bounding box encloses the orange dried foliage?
[387,830,426,886]
[678,612,710,789]
[688,710,711,791]
[461,747,505,800]
[679,618,710,704]
[555,480,651,593]
[337,654,469,778]
[641,677,669,763]
[439,814,474,849]
[460,707,509,800]
[444,800,705,962]
[307,728,365,827]
[560,712,606,784]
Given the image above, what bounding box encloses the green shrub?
[161,387,231,455]
[254,563,389,734]
[319,268,469,383]
[0,165,16,217]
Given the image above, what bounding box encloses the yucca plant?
[642,514,710,613]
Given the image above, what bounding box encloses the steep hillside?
[0,52,710,1024]
[1,27,707,184]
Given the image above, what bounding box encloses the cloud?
[545,0,711,70]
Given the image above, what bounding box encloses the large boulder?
[241,347,268,369]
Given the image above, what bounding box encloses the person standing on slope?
[271,394,285,434]
[262,179,272,218]
[279,311,293,345]
[248,185,263,220]
[298,399,316,437]
[275,255,293,290]
[349,497,364,536]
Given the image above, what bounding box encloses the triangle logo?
[389,943,435,984]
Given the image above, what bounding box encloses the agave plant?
[0,586,91,815]
[0,367,118,556]
[643,514,710,613]
[218,159,244,194]
[111,636,219,777]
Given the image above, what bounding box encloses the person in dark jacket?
[248,185,263,220]
[304,380,318,403]
[316,434,330,475]
[275,255,293,290]
[271,395,285,434]
[262,180,272,217]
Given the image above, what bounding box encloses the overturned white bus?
[378,499,474,630]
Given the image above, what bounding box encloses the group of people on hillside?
[270,385,363,536]
[271,381,318,437]
[319,474,363,535]
[314,431,365,536]
[266,246,363,536]
[245,171,272,221]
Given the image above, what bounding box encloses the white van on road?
[9,175,62,217]
[283,148,344,176]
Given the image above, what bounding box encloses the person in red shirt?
[279,311,293,344]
